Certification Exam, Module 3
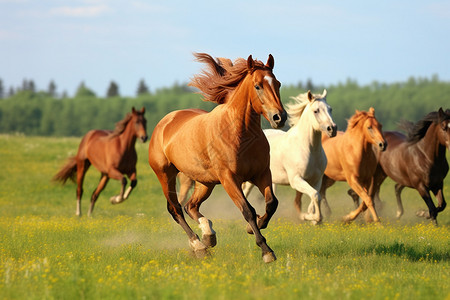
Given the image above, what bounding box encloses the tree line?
[0,75,448,137]
[0,78,153,99]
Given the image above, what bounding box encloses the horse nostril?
[273,114,280,122]
[327,126,332,132]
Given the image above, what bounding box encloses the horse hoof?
[110,196,121,204]
[263,252,277,263]
[311,219,322,226]
[416,210,430,219]
[189,238,207,252]
[194,248,208,259]
[342,215,352,224]
[202,234,217,248]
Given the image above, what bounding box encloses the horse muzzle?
[140,135,148,143]
[269,110,287,129]
[326,124,337,137]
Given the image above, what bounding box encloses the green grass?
[0,134,449,299]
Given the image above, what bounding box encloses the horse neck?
[346,124,373,156]
[419,123,446,161]
[118,121,137,151]
[291,107,322,149]
[224,82,262,133]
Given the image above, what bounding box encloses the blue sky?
[1,0,449,97]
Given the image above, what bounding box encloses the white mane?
[286,90,327,127]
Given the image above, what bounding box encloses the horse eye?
[255,85,261,90]
[368,126,373,130]
[314,110,319,114]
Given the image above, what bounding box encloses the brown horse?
[53,107,148,216]
[316,108,386,222]
[148,53,286,263]
[349,108,450,225]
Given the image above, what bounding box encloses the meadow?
[0,134,449,299]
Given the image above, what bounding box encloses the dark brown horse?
[148,53,286,263]
[53,107,148,216]
[350,108,450,225]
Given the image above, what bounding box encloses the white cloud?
[50,4,111,17]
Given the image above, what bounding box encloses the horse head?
[131,107,148,143]
[307,89,337,137]
[246,55,287,129]
[437,107,450,152]
[362,107,386,151]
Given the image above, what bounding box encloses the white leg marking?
[198,217,216,235]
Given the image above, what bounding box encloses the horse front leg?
[108,169,128,205]
[415,185,438,225]
[221,173,276,263]
[345,175,380,223]
[290,175,322,225]
[247,171,279,233]
[434,183,446,213]
[122,172,137,200]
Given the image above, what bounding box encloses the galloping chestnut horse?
[351,108,449,225]
[148,53,286,263]
[53,107,148,216]
[320,108,386,222]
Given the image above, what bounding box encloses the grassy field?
[0,134,449,299]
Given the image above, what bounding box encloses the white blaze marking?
[264,75,274,88]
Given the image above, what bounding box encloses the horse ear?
[132,107,136,113]
[322,89,327,98]
[141,106,146,114]
[438,107,446,129]
[369,107,375,116]
[266,54,274,70]
[247,55,254,70]
[307,90,314,102]
[438,107,445,120]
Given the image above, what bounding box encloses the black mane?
[401,109,450,143]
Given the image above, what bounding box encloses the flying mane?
[400,109,450,144]
[108,113,132,138]
[189,53,268,104]
[286,91,324,127]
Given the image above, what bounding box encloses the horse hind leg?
[76,159,91,216]
[394,184,405,219]
[184,182,216,248]
[157,168,207,256]
[88,174,109,217]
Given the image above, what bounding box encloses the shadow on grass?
[361,242,450,262]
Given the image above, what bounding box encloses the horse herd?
[54,53,450,263]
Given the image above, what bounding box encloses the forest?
[0,75,449,137]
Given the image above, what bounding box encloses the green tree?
[136,79,150,96]
[0,79,4,99]
[106,81,120,98]
[48,80,57,98]
[75,82,96,98]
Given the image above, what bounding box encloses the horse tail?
[53,156,77,184]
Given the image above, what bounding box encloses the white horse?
[242,90,337,224]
